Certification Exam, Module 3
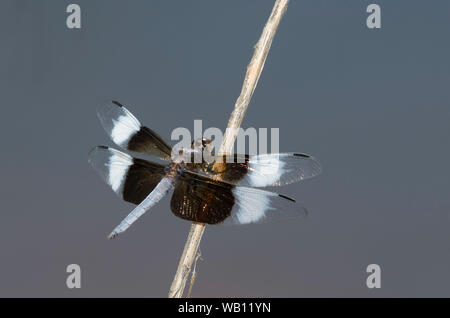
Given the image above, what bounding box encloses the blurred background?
[1,0,449,297]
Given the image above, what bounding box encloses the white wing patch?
[246,154,285,187]
[238,153,321,188]
[107,151,133,192]
[97,101,141,148]
[224,186,307,225]
[231,187,276,224]
[88,146,133,196]
[110,113,141,146]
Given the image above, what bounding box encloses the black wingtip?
[111,100,123,107]
[278,194,296,202]
[293,153,310,158]
[88,145,109,164]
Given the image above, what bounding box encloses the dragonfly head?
[191,138,215,164]
[171,138,214,165]
[191,138,211,150]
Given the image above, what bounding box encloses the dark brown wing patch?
[122,158,166,204]
[203,154,250,184]
[170,171,235,224]
[127,126,172,161]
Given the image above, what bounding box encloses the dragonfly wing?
[97,100,172,160]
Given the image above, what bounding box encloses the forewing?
[97,100,172,160]
[203,153,321,187]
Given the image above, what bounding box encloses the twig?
[168,0,290,298]
[186,250,202,298]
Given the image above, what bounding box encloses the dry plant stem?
[168,222,205,298]
[168,0,290,298]
[186,250,202,298]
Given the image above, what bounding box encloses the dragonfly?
[88,101,322,239]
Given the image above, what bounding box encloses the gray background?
[1,0,449,297]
